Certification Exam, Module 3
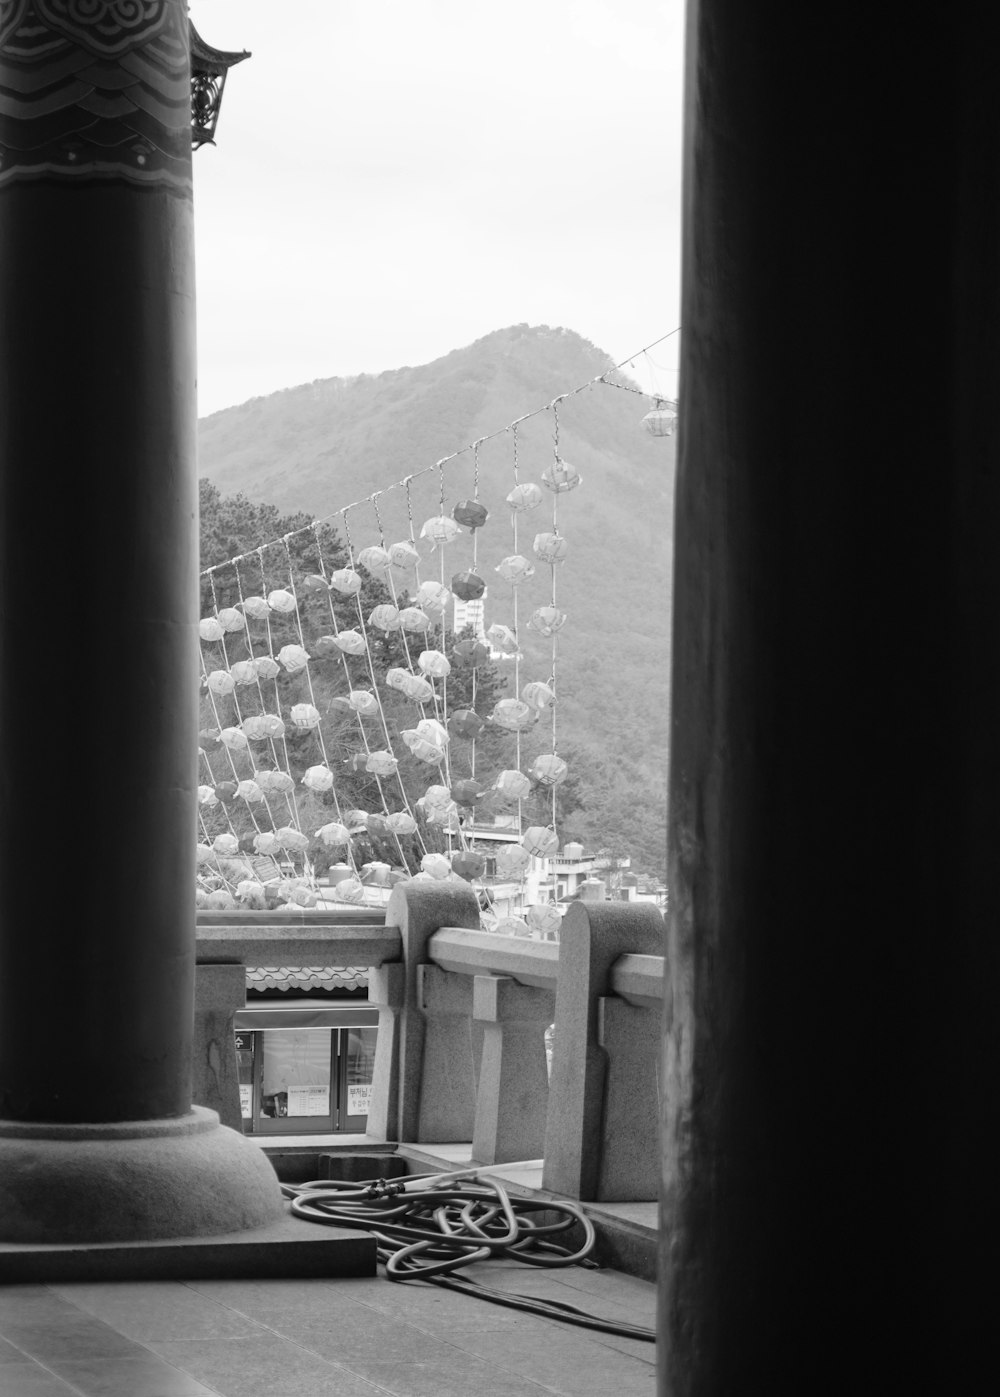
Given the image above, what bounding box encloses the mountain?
[197,325,675,875]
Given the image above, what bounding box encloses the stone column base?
[0,1107,283,1244]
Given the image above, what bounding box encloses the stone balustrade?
[194,884,665,1202]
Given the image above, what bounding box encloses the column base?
[0,1107,283,1245]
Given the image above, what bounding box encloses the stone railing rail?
[193,886,665,1203]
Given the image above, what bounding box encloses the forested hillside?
[198,327,673,876]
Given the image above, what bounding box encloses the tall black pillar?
[661,5,999,1393]
[0,0,282,1248]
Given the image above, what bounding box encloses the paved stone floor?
[0,1259,657,1396]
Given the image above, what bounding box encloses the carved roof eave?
[190,21,250,74]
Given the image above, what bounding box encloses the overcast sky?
[192,0,684,417]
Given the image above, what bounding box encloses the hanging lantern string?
[204,572,271,839]
[598,376,677,407]
[233,555,298,825]
[256,545,305,836]
[510,420,523,844]
[199,328,680,579]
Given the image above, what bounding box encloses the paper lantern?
[366,750,399,776]
[196,843,215,866]
[494,769,531,801]
[494,555,535,584]
[199,617,224,642]
[422,783,453,810]
[532,532,569,565]
[343,689,377,717]
[255,769,294,794]
[218,726,248,751]
[197,784,218,806]
[493,916,531,936]
[449,708,485,740]
[451,570,486,601]
[528,605,567,636]
[385,811,417,835]
[334,876,366,904]
[276,826,309,852]
[253,831,279,855]
[403,674,434,702]
[212,833,239,857]
[254,656,280,680]
[300,573,329,593]
[290,703,321,729]
[642,401,677,436]
[421,852,452,879]
[453,500,489,530]
[235,880,267,908]
[230,660,257,686]
[527,902,563,936]
[486,623,520,655]
[329,568,363,595]
[399,606,432,633]
[213,781,238,803]
[217,606,246,632]
[302,764,334,792]
[531,754,568,787]
[369,604,401,631]
[366,813,388,836]
[491,698,535,731]
[402,718,449,764]
[522,680,556,710]
[522,825,559,858]
[418,649,451,678]
[205,670,234,698]
[343,809,369,831]
[236,779,264,803]
[452,639,489,668]
[242,714,285,741]
[206,890,236,910]
[267,589,297,614]
[420,515,461,547]
[385,667,411,693]
[451,778,486,807]
[506,483,543,512]
[199,729,222,752]
[415,580,451,614]
[316,821,351,847]
[542,458,581,493]
[388,540,420,570]
[330,629,367,654]
[496,843,532,877]
[358,545,391,576]
[278,644,310,673]
[452,850,486,881]
[240,596,270,620]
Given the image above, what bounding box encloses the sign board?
[239,1083,253,1119]
[286,1085,330,1118]
[347,1083,372,1117]
[234,1032,254,1052]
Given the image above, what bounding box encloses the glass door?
[338,1026,377,1132]
[255,1028,334,1135]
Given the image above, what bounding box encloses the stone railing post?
[542,900,664,1200]
[366,961,404,1143]
[472,974,555,1166]
[192,964,246,1133]
[594,954,664,1201]
[382,881,483,1144]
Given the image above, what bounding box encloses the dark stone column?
[0,1,282,1247]
[661,5,999,1393]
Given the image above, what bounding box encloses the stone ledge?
[0,1210,376,1284]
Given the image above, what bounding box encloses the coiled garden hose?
[281,1168,656,1342]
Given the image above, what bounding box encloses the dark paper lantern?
[452,638,489,668]
[449,708,486,740]
[452,851,486,882]
[451,779,486,807]
[451,570,486,601]
[213,781,238,803]
[453,500,489,530]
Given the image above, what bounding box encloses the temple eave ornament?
[189,19,249,150]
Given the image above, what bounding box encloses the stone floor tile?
[0,1362,81,1396]
[179,1278,379,1324]
[257,1311,457,1362]
[0,1319,147,1365]
[337,1356,562,1397]
[2,1336,34,1363]
[146,1335,382,1397]
[47,1355,222,1397]
[438,1322,658,1395]
[49,1282,270,1341]
[0,1292,89,1327]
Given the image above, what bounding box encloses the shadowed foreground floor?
[0,1258,656,1396]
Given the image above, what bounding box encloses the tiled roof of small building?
[246,966,369,992]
